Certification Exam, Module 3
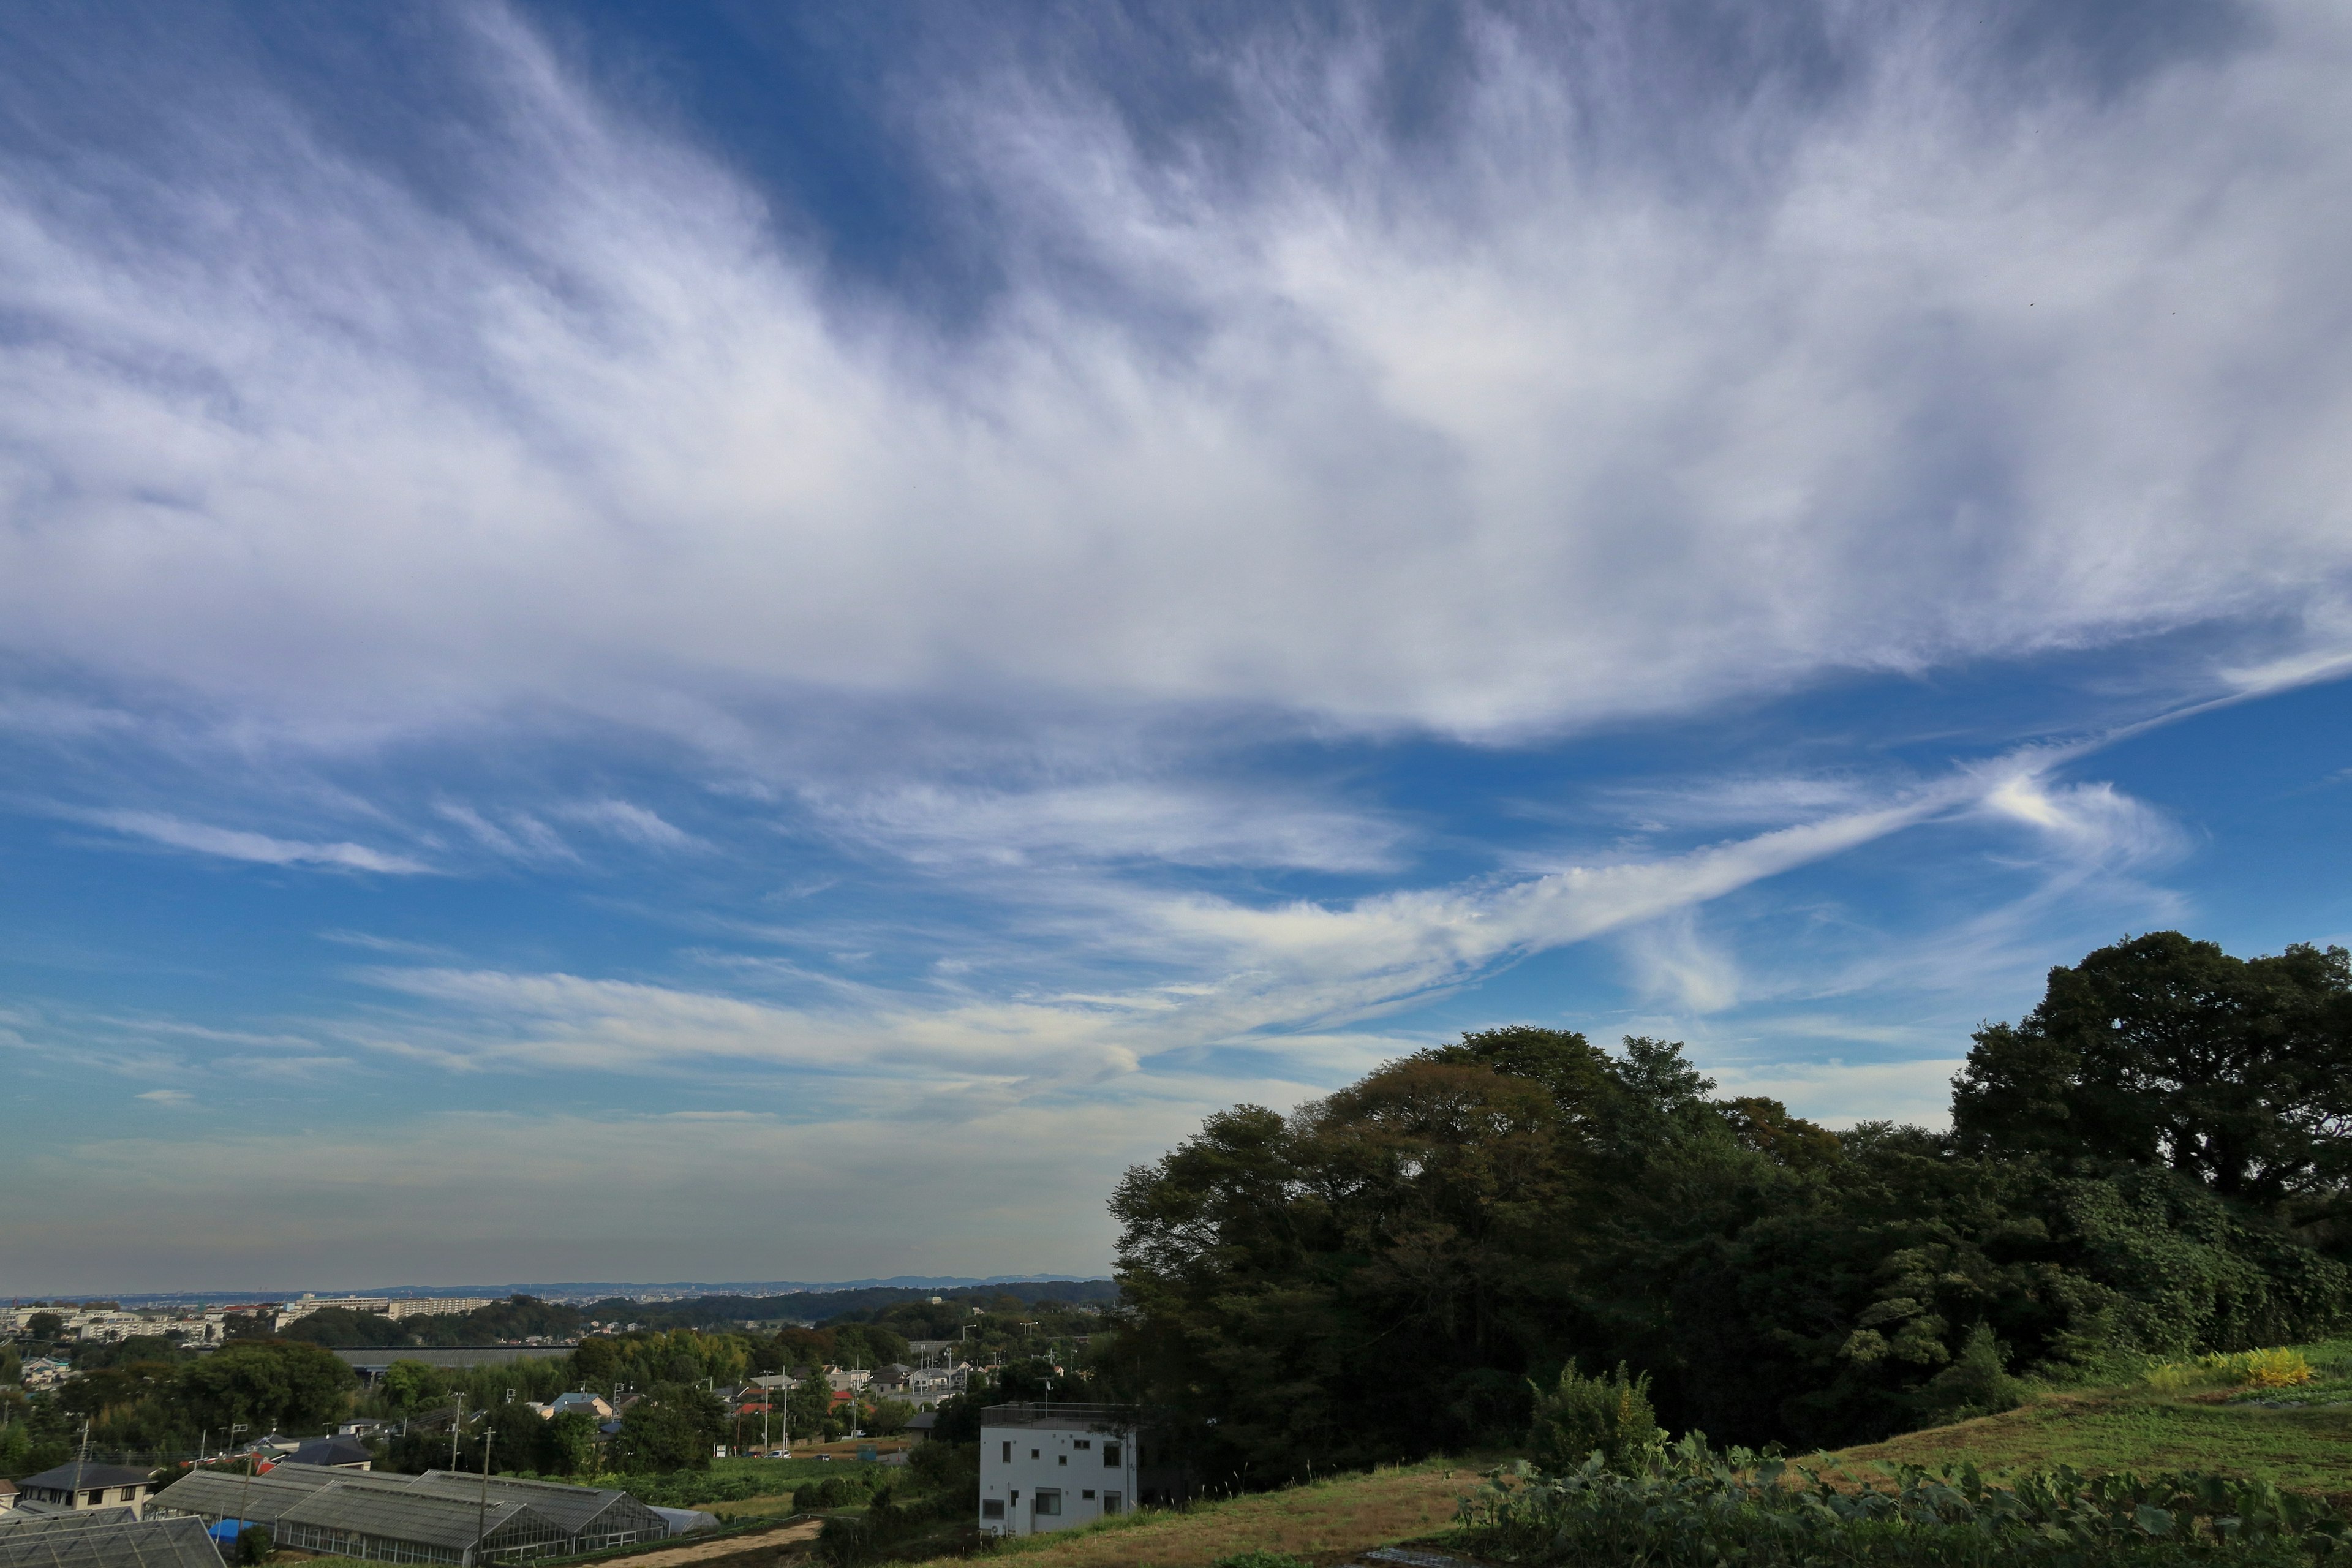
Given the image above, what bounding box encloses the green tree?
[25,1313,65,1343]
[545,1410,601,1476]
[785,1376,833,1442]
[377,1361,444,1414]
[174,1340,356,1433]
[1953,932,2352,1207]
[611,1384,723,1471]
[280,1310,408,1349]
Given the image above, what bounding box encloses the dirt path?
[607,1519,825,1568]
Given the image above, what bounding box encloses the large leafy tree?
[1113,972,2352,1468]
[1952,932,2352,1207]
[1110,1029,1728,1475]
[611,1382,725,1471]
[173,1339,356,1433]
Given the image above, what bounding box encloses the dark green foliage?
[620,1469,781,1507]
[612,1382,726,1472]
[812,1477,973,1567]
[1460,1438,2348,1567]
[1114,933,2352,1470]
[0,1418,75,1479]
[175,1339,356,1433]
[234,1526,273,1566]
[1212,1555,1314,1568]
[25,1313,66,1342]
[1954,934,2352,1210]
[545,1410,601,1476]
[1530,1363,1665,1475]
[279,1310,409,1348]
[1913,1325,2028,1427]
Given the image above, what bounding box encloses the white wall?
[978,1421,1136,1538]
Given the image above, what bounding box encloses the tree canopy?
[1111,935,2352,1476]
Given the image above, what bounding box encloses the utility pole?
[450,1395,465,1472]
[230,1425,251,1553]
[475,1430,494,1566]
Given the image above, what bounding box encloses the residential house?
[18,1359,74,1392]
[977,1404,1153,1540]
[281,1438,372,1471]
[12,1465,161,1519]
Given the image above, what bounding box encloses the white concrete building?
[978,1404,1138,1539]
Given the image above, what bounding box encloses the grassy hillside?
[1820,1339,2352,1499]
[896,1460,1477,1568]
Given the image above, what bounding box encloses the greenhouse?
[402,1474,664,1552]
[146,1467,663,1566]
[0,1513,226,1568]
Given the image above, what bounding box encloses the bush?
[1212,1555,1314,1568]
[1913,1324,2029,1425]
[1529,1362,1665,1476]
[235,1526,273,1566]
[2209,1350,2316,1389]
[1460,1436,2349,1568]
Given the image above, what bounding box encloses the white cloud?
[81,809,428,874]
[0,2,2345,756]
[555,800,698,850]
[134,1088,192,1104]
[337,773,1971,1084]
[1979,774,2187,870]
[805,779,1404,872]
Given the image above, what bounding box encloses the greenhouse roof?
[0,1515,225,1568]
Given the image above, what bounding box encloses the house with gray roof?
[10,1469,159,1520]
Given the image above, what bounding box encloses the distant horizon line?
[11,1273,1116,1305]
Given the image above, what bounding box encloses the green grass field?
[896,1460,1481,1568]
[1822,1338,2352,1500]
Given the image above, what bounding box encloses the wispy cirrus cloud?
[78,809,429,874]
[0,2,2346,755]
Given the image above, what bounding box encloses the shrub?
[1529,1362,1665,1476]
[1212,1554,1314,1568]
[2204,1350,2316,1390]
[1913,1324,2029,1424]
[1459,1436,2349,1568]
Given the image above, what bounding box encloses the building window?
[1002,1442,1012,1463]
[1073,1439,1090,1450]
[1033,1490,1061,1517]
[1058,1455,1066,1465]
[1104,1493,1123,1515]
[1103,1442,1122,1466]
[1081,1490,1095,1501]
[1031,1449,1039,1460]
[981,1501,1005,1521]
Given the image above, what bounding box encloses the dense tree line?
[1107,933,2352,1477]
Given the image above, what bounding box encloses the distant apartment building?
[276,1295,492,1325]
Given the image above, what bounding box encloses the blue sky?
[4,0,2351,1295]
